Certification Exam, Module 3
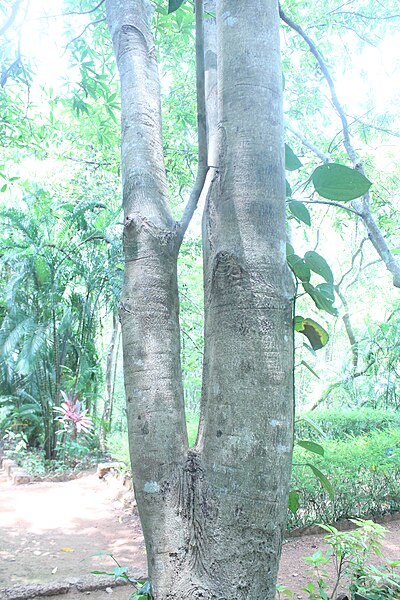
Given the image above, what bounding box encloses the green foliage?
[186,412,199,448]
[91,552,152,597]
[289,428,400,529]
[107,432,131,467]
[280,519,390,599]
[0,188,122,458]
[354,560,400,599]
[296,409,400,441]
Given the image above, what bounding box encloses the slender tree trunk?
[100,311,119,452]
[107,1,294,598]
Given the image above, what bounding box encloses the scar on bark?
[177,451,211,576]
[211,251,246,290]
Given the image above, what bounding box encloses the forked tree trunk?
[106,1,294,598]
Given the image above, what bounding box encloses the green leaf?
[297,440,325,456]
[288,200,311,226]
[285,144,302,171]
[304,251,333,283]
[300,360,320,380]
[285,179,292,198]
[315,283,335,302]
[303,342,316,356]
[298,415,326,438]
[288,490,300,514]
[312,163,372,201]
[287,254,311,282]
[294,317,329,350]
[303,283,338,316]
[307,464,335,499]
[114,565,129,578]
[1,183,7,192]
[168,0,185,13]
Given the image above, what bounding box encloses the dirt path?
[0,468,399,599]
[0,469,146,589]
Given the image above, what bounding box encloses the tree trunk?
[106,1,294,598]
[100,311,120,453]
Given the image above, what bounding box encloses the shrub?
[289,428,400,529]
[296,408,400,440]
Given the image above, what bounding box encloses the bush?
[107,431,131,466]
[289,428,400,529]
[296,408,400,440]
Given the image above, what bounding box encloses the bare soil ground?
[0,467,399,599]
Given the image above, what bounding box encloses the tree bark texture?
[106,1,294,598]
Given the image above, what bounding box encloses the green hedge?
[289,428,400,529]
[108,416,400,532]
[295,408,400,440]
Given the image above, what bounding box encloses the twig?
[182,328,204,355]
[333,10,400,21]
[285,120,331,163]
[336,237,368,288]
[299,199,361,216]
[63,18,106,54]
[178,0,208,243]
[63,0,105,17]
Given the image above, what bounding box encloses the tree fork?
[107,0,294,597]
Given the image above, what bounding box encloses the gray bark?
[107,1,294,598]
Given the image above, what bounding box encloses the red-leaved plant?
[54,391,93,439]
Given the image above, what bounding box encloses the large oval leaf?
[288,490,300,514]
[304,251,333,283]
[288,200,311,226]
[312,163,372,201]
[303,282,338,316]
[297,440,325,457]
[285,144,302,171]
[287,254,311,282]
[294,316,329,350]
[168,0,186,13]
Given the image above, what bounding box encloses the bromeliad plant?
[54,391,93,439]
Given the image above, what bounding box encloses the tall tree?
[106,0,293,598]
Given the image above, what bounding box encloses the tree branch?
[1,52,21,87]
[177,0,208,243]
[333,10,400,21]
[279,4,400,288]
[63,18,106,54]
[0,0,23,36]
[336,237,368,288]
[299,199,361,216]
[285,120,331,163]
[63,0,105,17]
